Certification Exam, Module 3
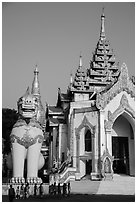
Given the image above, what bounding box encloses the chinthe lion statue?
[10,87,45,184]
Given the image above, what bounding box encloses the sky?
[2,2,135,110]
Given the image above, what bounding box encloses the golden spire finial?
[70,71,73,85]
[100,6,106,40]
[79,52,82,68]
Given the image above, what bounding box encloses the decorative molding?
[75,116,95,139]
[104,94,135,130]
[96,63,135,110]
[10,134,44,149]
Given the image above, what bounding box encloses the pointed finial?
[79,52,82,68]
[58,87,61,94]
[102,6,105,17]
[100,6,106,40]
[34,64,39,74]
[70,71,73,85]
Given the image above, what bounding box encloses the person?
[8,185,15,202]
[34,184,37,196]
[67,181,71,196]
[49,184,51,195]
[39,183,43,197]
[20,184,24,199]
[24,185,27,199]
[26,183,30,198]
[53,182,56,195]
[58,182,61,195]
[63,183,67,196]
[50,184,54,195]
[16,186,20,199]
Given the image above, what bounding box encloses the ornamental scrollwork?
[96,63,135,110]
[75,116,95,140]
[104,94,135,130]
[10,134,44,149]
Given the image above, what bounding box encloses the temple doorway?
[86,160,92,175]
[112,137,129,174]
[111,113,134,175]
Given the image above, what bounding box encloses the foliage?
[2,108,18,154]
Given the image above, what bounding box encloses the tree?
[2,108,18,154]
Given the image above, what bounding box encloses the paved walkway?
[71,174,135,195]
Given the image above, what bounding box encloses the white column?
[105,129,112,155]
[99,110,105,156]
[58,124,62,163]
[53,127,57,160]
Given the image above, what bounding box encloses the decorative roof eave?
[70,86,93,93]
[96,63,135,110]
[49,118,66,126]
[48,106,64,115]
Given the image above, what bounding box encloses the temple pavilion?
[43,10,135,183]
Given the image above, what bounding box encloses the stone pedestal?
[101,148,114,180]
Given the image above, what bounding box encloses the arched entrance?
[112,113,134,175]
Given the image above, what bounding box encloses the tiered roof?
[70,9,120,93]
[70,55,90,92]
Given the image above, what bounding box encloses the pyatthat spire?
[31,64,40,96]
[100,7,106,40]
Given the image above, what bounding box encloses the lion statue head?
[17,87,38,120]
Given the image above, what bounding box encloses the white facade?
[48,63,135,182]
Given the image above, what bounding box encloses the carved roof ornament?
[104,94,135,130]
[96,63,135,110]
[100,7,106,40]
[75,116,95,139]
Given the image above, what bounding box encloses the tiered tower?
[88,9,119,90]
[70,54,89,92]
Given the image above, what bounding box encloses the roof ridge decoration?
[96,63,135,110]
